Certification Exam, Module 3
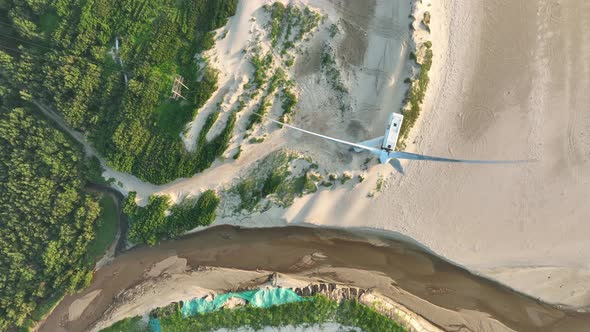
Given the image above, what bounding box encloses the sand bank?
[91,264,444,332]
[41,226,587,332]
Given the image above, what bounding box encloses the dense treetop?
[0,106,101,330]
[0,0,238,184]
[0,0,239,329]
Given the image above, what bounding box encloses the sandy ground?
[382,0,590,307]
[90,262,460,332]
[276,0,590,308]
[39,0,590,309]
[90,265,267,331]
[67,289,102,322]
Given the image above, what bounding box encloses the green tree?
[0,107,102,330]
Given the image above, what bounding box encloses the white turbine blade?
[354,136,384,152]
[390,151,534,164]
[262,115,381,154]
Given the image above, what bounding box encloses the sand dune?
[87,0,590,308]
[283,0,590,308]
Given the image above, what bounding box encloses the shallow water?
[40,225,590,332]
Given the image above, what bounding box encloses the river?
[39,223,589,332]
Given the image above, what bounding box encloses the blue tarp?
[181,288,304,317]
[149,288,305,332]
[148,317,162,332]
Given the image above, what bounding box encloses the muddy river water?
[40,225,589,332]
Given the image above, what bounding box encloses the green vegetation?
[125,194,169,246]
[423,11,431,31]
[249,137,265,144]
[329,23,340,38]
[246,95,272,130]
[368,175,385,198]
[320,44,348,113]
[155,99,198,138]
[0,0,239,185]
[284,57,294,67]
[376,175,385,192]
[266,2,286,47]
[168,191,219,237]
[321,45,347,94]
[398,43,433,149]
[268,68,287,94]
[263,2,322,52]
[243,50,276,131]
[250,52,273,88]
[337,298,408,332]
[83,156,108,185]
[231,151,316,212]
[245,62,298,128]
[147,295,407,332]
[240,2,320,129]
[279,88,298,122]
[124,190,220,245]
[0,107,102,330]
[86,194,119,262]
[28,290,65,323]
[233,147,242,160]
[341,173,352,184]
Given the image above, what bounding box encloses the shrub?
[233,147,242,160]
[341,173,352,184]
[125,190,220,244]
[398,44,433,148]
[423,11,431,26]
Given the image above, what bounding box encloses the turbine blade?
[390,151,534,164]
[259,114,381,154]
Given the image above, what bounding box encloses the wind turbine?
[263,113,531,174]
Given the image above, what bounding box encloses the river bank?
[39,225,590,332]
[86,184,129,265]
[92,268,440,332]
